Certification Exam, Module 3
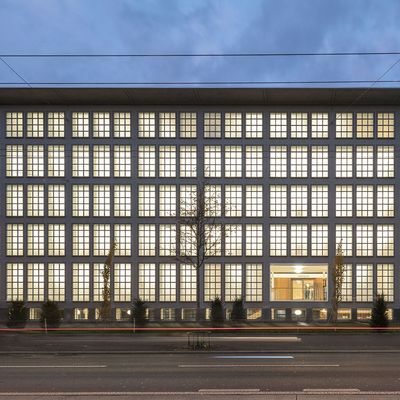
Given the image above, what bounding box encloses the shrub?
[370,294,389,328]
[230,298,246,321]
[132,298,148,326]
[40,301,62,328]
[7,301,28,328]
[210,297,224,325]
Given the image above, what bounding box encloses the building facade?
[0,88,399,323]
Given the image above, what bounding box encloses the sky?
[0,0,400,87]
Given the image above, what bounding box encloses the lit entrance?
[270,264,328,301]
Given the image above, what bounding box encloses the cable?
[0,58,32,88]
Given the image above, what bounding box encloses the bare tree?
[99,241,117,322]
[330,241,345,323]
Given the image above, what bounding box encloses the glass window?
[48,145,65,177]
[205,185,222,217]
[245,146,262,178]
[311,113,328,138]
[336,224,353,257]
[72,145,90,177]
[6,112,23,137]
[225,264,242,302]
[336,185,353,217]
[48,263,65,302]
[180,185,197,217]
[290,146,308,178]
[159,146,176,177]
[159,185,176,217]
[204,264,222,301]
[48,224,65,256]
[336,112,353,138]
[205,224,222,256]
[27,224,45,256]
[225,146,242,178]
[48,112,65,138]
[246,264,263,302]
[204,145,221,177]
[159,112,176,138]
[377,146,394,178]
[356,146,373,178]
[291,113,307,138]
[6,184,24,217]
[27,112,44,137]
[356,113,374,138]
[245,185,263,217]
[180,264,197,302]
[138,185,156,217]
[311,224,328,256]
[245,112,263,138]
[7,263,24,301]
[6,145,24,177]
[114,264,131,302]
[159,263,177,302]
[180,146,197,178]
[114,145,131,177]
[138,146,156,177]
[377,113,394,138]
[356,264,373,302]
[204,112,221,138]
[270,224,287,256]
[225,224,242,256]
[180,112,197,138]
[356,185,374,217]
[290,185,307,217]
[114,224,131,257]
[377,185,394,218]
[27,145,44,177]
[72,112,89,138]
[159,224,177,256]
[270,112,287,138]
[225,185,242,217]
[179,225,197,256]
[7,224,24,256]
[377,224,394,257]
[245,224,263,256]
[93,224,111,257]
[72,185,90,217]
[336,146,353,178]
[270,185,287,218]
[270,146,287,178]
[114,112,131,138]
[72,224,90,256]
[138,264,156,301]
[356,225,373,257]
[311,146,328,178]
[311,185,328,217]
[93,112,110,138]
[290,224,308,256]
[72,263,90,301]
[93,145,111,177]
[93,185,111,217]
[225,112,242,138]
[138,112,156,138]
[377,264,394,302]
[341,264,353,302]
[138,224,156,256]
[114,185,131,217]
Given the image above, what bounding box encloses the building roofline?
[0,87,400,106]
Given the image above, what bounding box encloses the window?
[27,112,44,137]
[225,185,242,217]
[377,113,394,138]
[291,113,307,138]
[159,224,177,256]
[48,145,65,177]
[356,225,373,257]
[377,185,394,218]
[269,113,287,138]
[159,264,177,302]
[138,146,156,177]
[7,224,24,256]
[270,224,287,256]
[204,264,222,301]
[245,224,263,256]
[72,145,90,177]
[225,264,242,302]
[27,224,45,256]
[290,224,308,256]
[270,146,287,178]
[159,185,176,217]
[114,264,131,302]
[356,185,374,217]
[290,146,308,178]
[93,112,110,138]
[377,146,394,178]
[204,145,221,177]
[225,224,242,256]
[245,112,262,138]
[356,146,373,178]
[72,224,90,256]
[114,112,131,138]
[204,112,221,138]
[311,224,328,256]
[311,146,328,178]
[179,225,196,256]
[311,113,328,138]
[356,264,373,302]
[27,145,44,177]
[336,146,353,178]
[138,112,155,138]
[180,146,197,178]
[245,146,262,178]
[336,224,353,257]
[48,224,65,256]
[225,112,242,138]
[180,185,197,217]
[311,185,328,217]
[377,225,394,257]
[246,264,263,302]
[48,112,65,138]
[93,145,111,177]
[225,146,242,178]
[377,264,394,302]
[180,112,197,138]
[341,264,353,302]
[159,146,176,177]
[336,185,353,217]
[205,185,222,217]
[6,185,23,217]
[336,113,353,138]
[72,263,90,301]
[6,112,23,137]
[93,224,111,256]
[93,263,104,302]
[138,224,156,256]
[138,264,156,301]
[180,264,197,302]
[7,263,24,301]
[138,185,156,217]
[48,263,65,302]
[72,112,89,138]
[93,185,111,217]
[114,224,131,256]
[270,185,287,217]
[159,112,176,138]
[290,185,308,217]
[6,145,23,177]
[72,185,90,217]
[114,145,131,177]
[245,185,263,217]
[114,185,131,217]
[356,113,374,138]
[27,263,45,301]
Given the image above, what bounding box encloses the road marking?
[212,336,301,342]
[303,388,360,392]
[199,388,261,392]
[179,364,340,368]
[0,365,106,368]
[213,355,294,359]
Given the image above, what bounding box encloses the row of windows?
[5,112,396,139]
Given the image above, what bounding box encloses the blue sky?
[0,0,400,87]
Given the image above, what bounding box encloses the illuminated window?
[336,185,353,217]
[48,224,65,256]
[290,185,307,217]
[7,224,24,256]
[311,113,328,138]
[377,264,394,302]
[356,185,373,217]
[27,145,44,177]
[336,146,353,178]
[245,146,262,178]
[377,113,394,138]
[377,146,394,178]
[225,112,242,138]
[6,185,24,217]
[138,185,156,217]
[72,224,90,256]
[225,264,242,302]
[246,264,263,302]
[72,185,90,217]
[6,112,23,137]
[205,185,222,217]
[114,145,131,178]
[377,224,394,257]
[7,263,24,301]
[311,185,328,217]
[180,112,197,138]
[377,185,394,218]
[27,263,45,301]
[356,225,373,257]
[204,112,221,138]
[311,224,328,256]
[311,146,328,178]
[159,112,176,138]
[138,112,156,138]
[93,263,104,302]
[180,146,197,178]
[246,224,263,256]
[114,264,131,302]
[114,185,131,217]
[138,224,156,256]
[204,145,222,177]
[72,112,89,138]
[270,146,287,178]
[356,264,373,302]
[180,185,197,217]
[114,224,131,256]
[269,113,287,138]
[245,112,263,138]
[356,146,373,178]
[245,185,263,217]
[93,185,111,217]
[205,224,222,256]
[180,264,197,302]
[225,146,242,177]
[356,113,374,138]
[159,224,177,256]
[93,112,110,138]
[27,112,44,137]
[48,145,65,177]
[72,145,90,177]
[138,264,156,301]
[93,224,111,256]
[27,224,45,256]
[114,112,131,138]
[225,185,242,217]
[341,264,353,302]
[179,225,196,256]
[6,145,23,177]
[159,185,176,217]
[290,146,308,178]
[336,224,353,257]
[48,112,65,137]
[93,145,110,177]
[159,263,177,302]
[270,224,287,256]
[159,145,176,177]
[225,224,242,256]
[270,185,287,218]
[204,264,222,301]
[291,113,307,138]
[290,224,308,256]
[138,145,156,177]
[48,263,65,302]
[72,263,90,301]
[336,113,353,138]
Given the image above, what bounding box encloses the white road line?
[199,389,261,392]
[303,388,361,392]
[213,355,293,359]
[0,365,106,368]
[179,364,340,368]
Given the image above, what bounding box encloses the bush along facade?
[132,298,148,326]
[7,301,28,328]
[210,297,224,325]
[370,294,389,328]
[230,298,246,321]
[40,301,62,328]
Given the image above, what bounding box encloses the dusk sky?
[1,0,400,87]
